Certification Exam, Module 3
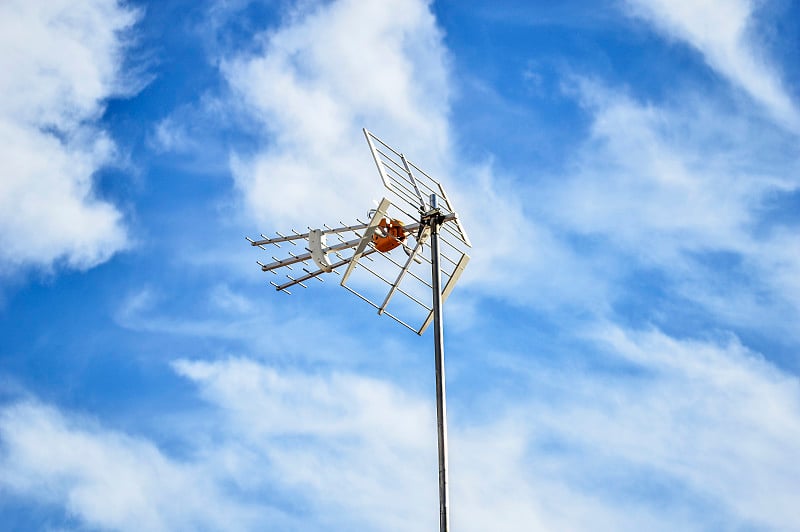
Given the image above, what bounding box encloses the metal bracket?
[308,229,334,272]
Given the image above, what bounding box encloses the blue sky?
[1,0,799,530]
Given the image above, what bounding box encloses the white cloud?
[0,0,138,272]
[553,82,762,255]
[463,324,800,530]
[545,79,800,333]
[152,116,191,153]
[223,0,450,229]
[209,283,255,314]
[452,162,613,312]
[0,401,263,531]
[171,320,800,531]
[5,322,797,531]
[573,325,800,529]
[173,357,622,531]
[174,357,437,530]
[623,0,800,130]
[112,284,382,368]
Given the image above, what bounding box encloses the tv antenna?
[247,129,471,531]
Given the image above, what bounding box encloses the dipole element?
[428,193,450,532]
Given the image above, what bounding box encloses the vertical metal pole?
[429,193,450,532]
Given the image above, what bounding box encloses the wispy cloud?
[544,77,800,334]
[0,400,264,531]
[623,0,800,130]
[164,327,800,530]
[112,284,383,368]
[456,324,800,530]
[566,325,800,529]
[0,0,141,274]
[174,357,436,529]
[3,319,798,531]
[222,0,450,229]
[0,362,438,530]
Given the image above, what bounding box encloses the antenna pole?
[429,193,450,532]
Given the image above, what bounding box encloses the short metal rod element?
[400,152,427,209]
[377,229,428,314]
[429,193,450,532]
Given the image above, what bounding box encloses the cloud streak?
[544,77,800,335]
[0,400,263,531]
[623,0,800,130]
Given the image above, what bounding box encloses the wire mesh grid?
[364,129,471,248]
[340,199,469,334]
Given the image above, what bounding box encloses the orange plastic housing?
[372,218,407,252]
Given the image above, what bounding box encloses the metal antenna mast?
[428,192,450,531]
[247,129,471,531]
